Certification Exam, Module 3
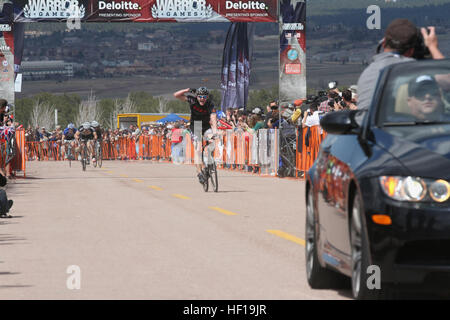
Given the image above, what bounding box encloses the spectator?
[264,101,279,128]
[349,85,358,104]
[0,99,7,126]
[302,101,321,128]
[341,89,358,110]
[319,90,338,114]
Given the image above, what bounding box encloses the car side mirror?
[320,110,360,135]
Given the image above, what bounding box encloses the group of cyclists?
[62,120,103,167]
[57,86,217,186]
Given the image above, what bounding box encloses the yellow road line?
[106,171,114,174]
[266,230,305,247]
[120,174,129,177]
[172,194,191,200]
[149,186,163,191]
[133,178,143,183]
[209,207,238,216]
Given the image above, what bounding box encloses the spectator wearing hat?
[357,18,445,112]
[349,85,358,104]
[291,99,305,126]
[407,75,445,121]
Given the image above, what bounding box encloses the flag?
[220,22,254,112]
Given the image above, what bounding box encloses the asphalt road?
[0,161,351,299]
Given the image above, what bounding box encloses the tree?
[29,100,55,129]
[75,91,102,126]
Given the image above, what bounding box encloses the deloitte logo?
[151,0,213,19]
[99,1,141,10]
[24,0,85,18]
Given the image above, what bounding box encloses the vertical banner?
[13,22,25,72]
[0,0,14,103]
[220,22,254,112]
[279,0,306,103]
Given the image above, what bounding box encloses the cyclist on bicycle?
[62,123,77,160]
[75,122,97,165]
[173,86,217,184]
[91,120,103,165]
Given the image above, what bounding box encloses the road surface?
[0,160,351,299]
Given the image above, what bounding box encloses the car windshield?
[376,60,450,128]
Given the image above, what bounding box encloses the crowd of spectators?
[23,83,360,173]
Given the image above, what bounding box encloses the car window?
[376,62,450,126]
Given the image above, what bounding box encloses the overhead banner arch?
[1,0,306,108]
[12,0,278,22]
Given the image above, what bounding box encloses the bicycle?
[93,140,102,168]
[80,139,90,171]
[201,134,218,192]
[64,140,75,168]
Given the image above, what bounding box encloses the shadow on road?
[0,272,21,275]
[0,234,27,246]
[0,285,33,289]
[215,191,248,193]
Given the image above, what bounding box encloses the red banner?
[13,0,278,22]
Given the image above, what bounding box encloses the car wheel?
[306,187,348,289]
[350,192,391,299]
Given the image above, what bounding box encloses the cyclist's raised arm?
[210,112,217,134]
[174,88,191,102]
[93,131,98,140]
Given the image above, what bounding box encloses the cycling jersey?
[187,96,216,135]
[94,127,103,141]
[78,126,94,140]
[63,127,77,140]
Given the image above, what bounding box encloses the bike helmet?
[91,120,99,128]
[68,123,75,129]
[196,87,209,96]
[82,122,91,130]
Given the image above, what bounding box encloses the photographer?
[264,101,279,128]
[302,101,322,128]
[318,90,338,114]
[357,18,445,111]
[341,89,358,110]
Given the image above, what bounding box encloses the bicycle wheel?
[68,145,72,168]
[82,143,87,171]
[98,142,103,168]
[209,162,218,192]
[93,146,97,167]
[202,168,209,192]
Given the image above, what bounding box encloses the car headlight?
[429,180,450,203]
[379,176,449,203]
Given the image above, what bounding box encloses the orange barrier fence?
[296,125,327,178]
[24,127,327,179]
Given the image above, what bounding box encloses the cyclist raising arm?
[174,87,217,184]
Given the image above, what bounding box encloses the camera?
[376,28,431,60]
[412,30,431,60]
[328,81,338,90]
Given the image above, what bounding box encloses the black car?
[305,59,450,299]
